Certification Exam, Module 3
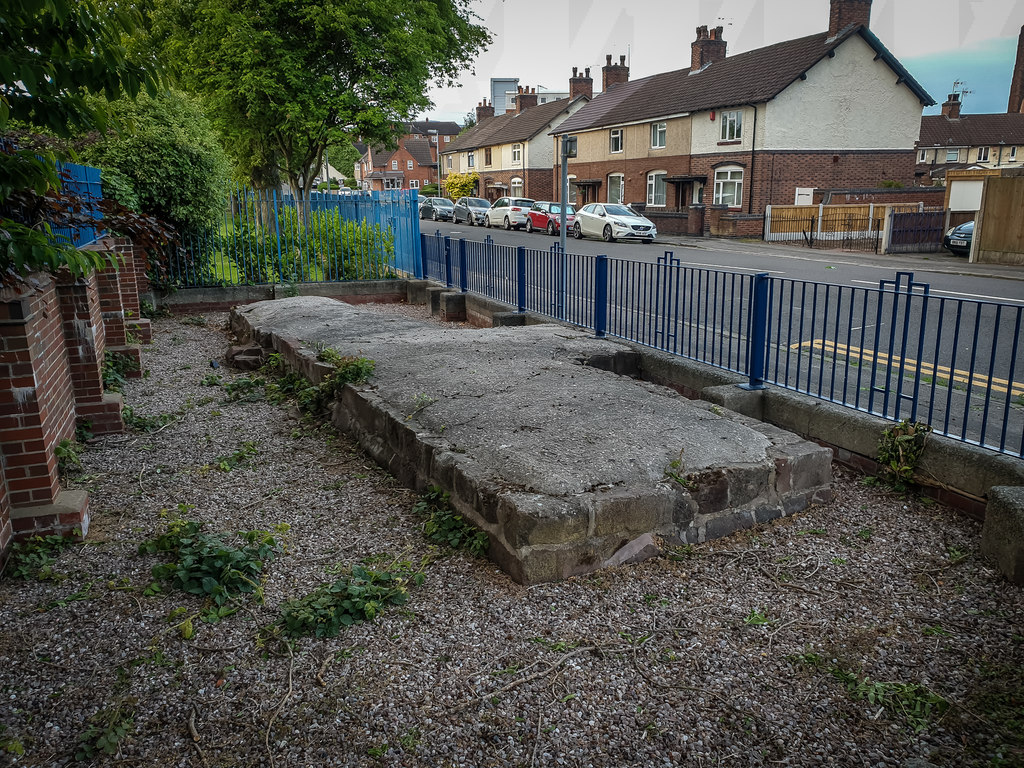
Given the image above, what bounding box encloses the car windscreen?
[435,199,454,207]
[549,205,575,215]
[511,199,534,207]
[604,204,636,217]
[468,198,490,208]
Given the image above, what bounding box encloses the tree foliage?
[444,172,479,200]
[148,0,490,197]
[79,90,230,233]
[1,0,163,281]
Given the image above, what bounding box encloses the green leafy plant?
[832,667,948,732]
[75,705,134,760]
[413,486,489,556]
[138,515,280,613]
[209,441,258,472]
[55,438,84,477]
[200,373,223,387]
[663,448,693,489]
[102,352,140,393]
[122,406,177,433]
[5,534,77,580]
[743,608,772,626]
[0,725,25,756]
[877,419,932,488]
[278,564,423,638]
[223,375,266,402]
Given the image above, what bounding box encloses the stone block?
[406,280,430,305]
[10,489,90,539]
[426,287,447,316]
[439,292,467,322]
[505,496,588,548]
[589,488,675,537]
[980,486,1024,585]
[701,384,765,421]
[492,312,526,327]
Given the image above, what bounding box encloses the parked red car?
[525,201,576,235]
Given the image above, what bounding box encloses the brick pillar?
[94,248,144,376]
[0,277,90,539]
[55,271,124,436]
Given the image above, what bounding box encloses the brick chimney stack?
[569,66,593,100]
[829,0,872,37]
[691,25,727,71]
[516,86,538,113]
[476,98,494,124]
[602,54,629,91]
[941,93,962,119]
[1009,25,1024,113]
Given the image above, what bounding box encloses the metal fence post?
[594,254,608,338]
[443,235,453,288]
[272,189,284,279]
[741,272,770,390]
[459,238,468,293]
[420,234,429,279]
[516,246,526,313]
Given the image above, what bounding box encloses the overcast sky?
[423,0,1024,123]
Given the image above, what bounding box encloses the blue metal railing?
[173,188,421,286]
[422,233,1024,458]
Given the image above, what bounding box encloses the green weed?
[743,608,773,626]
[55,438,84,477]
[75,705,134,760]
[832,667,948,732]
[5,534,78,580]
[413,486,489,556]
[102,352,139,393]
[208,441,259,472]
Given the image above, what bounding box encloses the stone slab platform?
[231,297,832,584]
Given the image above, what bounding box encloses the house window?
[609,129,623,153]
[721,111,743,141]
[945,149,959,163]
[1011,146,1018,161]
[407,160,414,170]
[446,156,453,169]
[512,144,522,163]
[977,146,990,162]
[410,180,419,189]
[511,177,524,197]
[484,148,492,166]
[392,160,398,170]
[917,150,926,163]
[713,167,743,207]
[567,175,578,204]
[608,173,625,204]
[444,135,451,142]
[651,122,666,149]
[646,172,667,206]
[468,152,475,168]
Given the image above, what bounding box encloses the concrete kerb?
[981,487,1024,585]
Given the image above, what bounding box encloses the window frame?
[609,129,623,154]
[646,171,667,207]
[1011,146,1018,161]
[467,152,475,168]
[607,173,625,204]
[391,160,398,170]
[409,180,419,189]
[407,159,414,170]
[446,155,453,169]
[512,143,522,163]
[510,177,525,197]
[713,166,744,208]
[650,122,667,149]
[484,147,492,166]
[977,146,990,162]
[918,149,927,163]
[945,148,960,163]
[720,110,743,142]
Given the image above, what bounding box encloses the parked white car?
[572,203,657,244]
[484,197,535,230]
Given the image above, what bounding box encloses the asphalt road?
[421,219,1024,456]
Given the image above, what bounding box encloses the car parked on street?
[484,197,535,230]
[572,203,657,243]
[419,197,455,221]
[453,197,491,225]
[525,201,576,235]
[942,220,974,257]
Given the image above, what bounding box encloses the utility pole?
[558,134,576,319]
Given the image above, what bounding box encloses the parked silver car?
[484,197,535,230]
[453,197,491,225]
[572,203,657,243]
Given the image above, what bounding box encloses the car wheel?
[525,218,533,233]
[485,216,491,228]
[547,221,556,236]
[465,216,472,226]
[603,225,615,243]
[573,222,583,240]
[504,216,512,231]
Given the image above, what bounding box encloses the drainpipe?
[746,103,758,214]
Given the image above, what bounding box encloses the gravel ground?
[1,306,1022,768]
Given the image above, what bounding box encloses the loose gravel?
[1,306,1022,768]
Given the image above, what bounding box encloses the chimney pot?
[573,66,578,76]
[692,24,728,71]
[606,54,612,65]
[619,55,626,65]
[585,67,590,77]
[570,64,594,100]
[602,52,630,92]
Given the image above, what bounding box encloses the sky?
[423,0,1024,123]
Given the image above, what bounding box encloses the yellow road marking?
[791,339,1024,397]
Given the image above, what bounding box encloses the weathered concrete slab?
[231,296,832,584]
[981,486,1024,584]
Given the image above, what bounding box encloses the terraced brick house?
[441,72,593,201]
[551,0,934,236]
[358,120,461,192]
[915,27,1024,185]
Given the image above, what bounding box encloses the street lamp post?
[558,134,577,319]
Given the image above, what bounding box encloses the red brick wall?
[0,278,77,508]
[561,156,694,207]
[0,463,10,568]
[478,169,553,202]
[813,187,946,206]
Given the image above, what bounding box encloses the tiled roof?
[444,97,582,153]
[407,120,461,136]
[404,137,436,167]
[553,26,933,135]
[918,113,1024,147]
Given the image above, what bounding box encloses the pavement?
[231,296,832,584]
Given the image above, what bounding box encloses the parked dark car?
[525,201,576,235]
[942,220,974,257]
[419,197,455,221]
[453,197,491,225]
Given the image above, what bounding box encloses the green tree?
[444,172,479,200]
[148,0,490,199]
[1,0,162,279]
[79,90,230,233]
